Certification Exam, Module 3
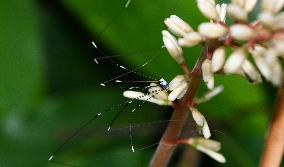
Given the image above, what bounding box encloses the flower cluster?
[163,0,284,87]
[123,0,284,163]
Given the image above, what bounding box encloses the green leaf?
[0,0,43,112]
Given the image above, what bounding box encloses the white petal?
[241,60,262,83]
[211,47,225,72]
[170,15,193,34]
[165,18,186,37]
[202,59,213,82]
[227,4,248,21]
[165,15,193,37]
[202,121,211,139]
[274,39,284,57]
[196,145,226,163]
[178,32,203,47]
[196,85,224,104]
[232,0,245,6]
[224,49,246,74]
[198,23,228,38]
[230,24,256,41]
[262,0,284,13]
[169,75,187,91]
[271,12,284,30]
[244,0,257,12]
[191,107,205,126]
[217,4,227,22]
[197,0,219,20]
[191,138,222,151]
[168,82,188,101]
[202,59,215,89]
[264,49,278,65]
[253,55,272,81]
[162,30,184,64]
[271,61,282,86]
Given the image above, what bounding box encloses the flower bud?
[197,0,218,20]
[196,145,226,163]
[198,23,228,38]
[202,59,214,89]
[271,12,284,30]
[241,60,262,83]
[188,138,221,152]
[162,30,185,64]
[230,24,256,41]
[227,4,248,21]
[270,61,282,86]
[168,82,188,101]
[211,47,225,72]
[262,0,284,14]
[253,55,272,81]
[258,12,275,28]
[196,85,224,104]
[273,40,284,57]
[232,0,257,12]
[164,15,193,37]
[187,137,226,163]
[264,49,278,64]
[178,32,203,47]
[216,3,227,22]
[191,107,211,139]
[224,49,246,74]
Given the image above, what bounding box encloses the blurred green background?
[0,0,282,166]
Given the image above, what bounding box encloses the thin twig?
[259,82,284,167]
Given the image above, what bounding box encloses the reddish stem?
[149,49,207,167]
[180,63,191,76]
[259,82,284,167]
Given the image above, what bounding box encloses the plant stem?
[149,49,207,167]
[259,82,284,167]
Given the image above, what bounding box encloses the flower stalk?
[149,49,208,167]
[259,81,284,167]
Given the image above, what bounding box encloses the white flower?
[186,137,226,163]
[230,24,256,41]
[241,59,262,83]
[202,59,214,89]
[258,12,275,28]
[198,22,228,39]
[178,32,203,47]
[224,49,246,74]
[227,4,248,21]
[216,3,227,22]
[164,15,193,37]
[191,107,211,139]
[262,0,284,14]
[253,54,272,81]
[168,75,189,101]
[270,61,282,86]
[123,87,170,106]
[197,0,218,20]
[162,30,184,64]
[195,85,224,104]
[211,47,225,72]
[231,0,257,12]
